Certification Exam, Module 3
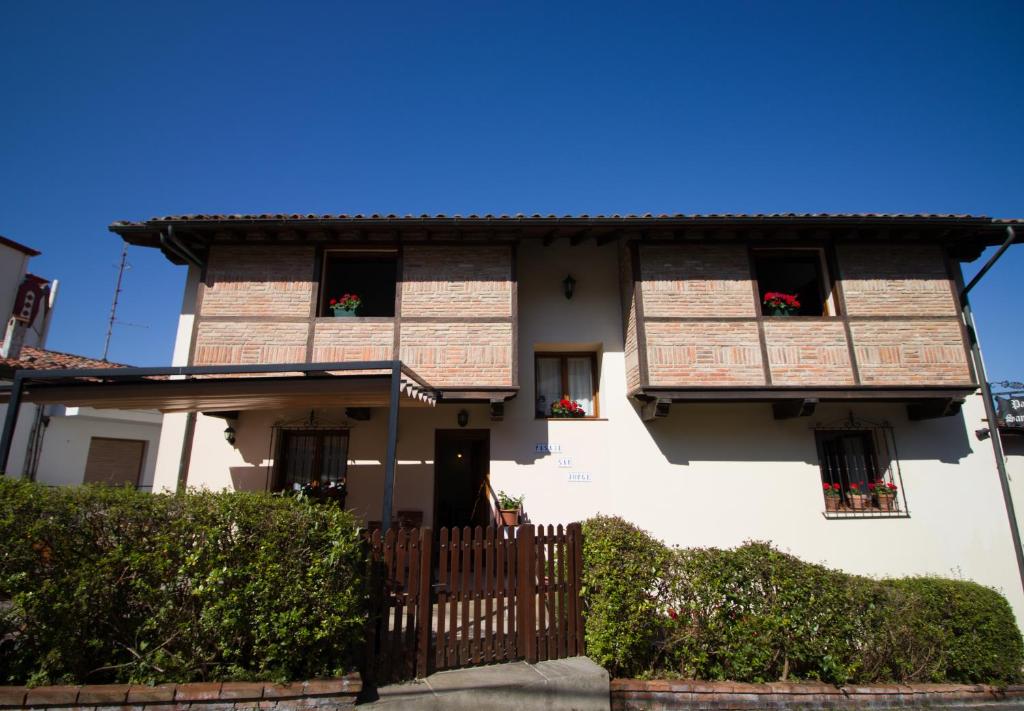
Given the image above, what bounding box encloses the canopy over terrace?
[0,360,436,530]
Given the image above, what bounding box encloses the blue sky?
[1,1,1021,382]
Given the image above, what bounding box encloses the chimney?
[1,317,25,360]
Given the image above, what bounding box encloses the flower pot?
[877,493,896,512]
[332,309,358,318]
[825,497,840,512]
[768,306,796,317]
[499,509,519,526]
[848,494,868,511]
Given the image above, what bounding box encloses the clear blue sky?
[1,1,1021,382]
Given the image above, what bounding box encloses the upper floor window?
[319,250,398,317]
[753,249,833,317]
[815,415,906,518]
[535,352,599,418]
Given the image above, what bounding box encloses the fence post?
[516,524,537,663]
[416,528,433,678]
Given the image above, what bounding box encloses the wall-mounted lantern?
[457,409,469,428]
[563,274,576,300]
[224,425,236,445]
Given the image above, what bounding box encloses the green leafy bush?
[581,516,1023,684]
[0,479,367,685]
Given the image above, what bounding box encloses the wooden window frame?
[317,248,399,318]
[273,427,350,492]
[534,351,600,419]
[751,247,837,317]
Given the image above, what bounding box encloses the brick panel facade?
[639,244,756,317]
[620,245,641,392]
[645,321,764,386]
[764,320,855,385]
[838,244,957,316]
[399,322,513,386]
[200,246,314,317]
[401,246,513,318]
[850,319,971,384]
[313,320,393,362]
[193,321,308,365]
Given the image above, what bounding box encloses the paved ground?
[359,656,609,710]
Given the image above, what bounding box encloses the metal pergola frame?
[0,359,434,532]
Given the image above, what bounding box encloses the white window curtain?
[536,357,562,417]
[567,357,594,415]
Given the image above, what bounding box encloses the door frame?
[433,429,491,531]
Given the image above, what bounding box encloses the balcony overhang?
[634,385,978,422]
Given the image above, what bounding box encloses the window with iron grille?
[814,415,908,518]
[275,428,349,504]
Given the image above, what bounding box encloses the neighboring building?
[0,236,161,488]
[5,213,1023,624]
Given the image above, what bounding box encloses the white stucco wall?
[170,242,1024,630]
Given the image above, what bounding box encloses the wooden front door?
[433,430,490,531]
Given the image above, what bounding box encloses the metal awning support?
[0,361,435,512]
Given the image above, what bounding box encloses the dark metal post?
[380,361,402,532]
[0,372,25,476]
[957,227,1024,599]
[176,412,197,494]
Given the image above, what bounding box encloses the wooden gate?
[364,523,584,685]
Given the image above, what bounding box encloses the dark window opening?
[753,250,830,316]
[534,352,599,418]
[276,429,349,504]
[320,252,397,317]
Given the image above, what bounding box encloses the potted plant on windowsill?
[329,293,361,317]
[871,480,898,511]
[763,291,800,316]
[496,490,524,526]
[550,398,586,418]
[823,481,841,512]
[847,482,868,511]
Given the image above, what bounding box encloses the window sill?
[535,417,608,422]
[823,510,909,520]
[315,316,395,322]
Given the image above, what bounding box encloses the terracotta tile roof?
[0,234,41,256]
[0,346,127,376]
[111,212,1023,226]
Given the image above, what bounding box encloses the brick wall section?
[193,321,309,365]
[400,322,513,386]
[0,674,360,710]
[851,320,971,385]
[639,244,756,317]
[764,320,855,385]
[313,320,393,361]
[611,679,1024,710]
[200,246,315,318]
[645,321,765,386]
[838,244,957,317]
[401,246,513,317]
[620,245,641,392]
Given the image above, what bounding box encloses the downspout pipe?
[959,226,1024,598]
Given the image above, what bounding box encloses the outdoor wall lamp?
[457,409,469,428]
[976,427,991,441]
[563,274,576,300]
[223,425,236,445]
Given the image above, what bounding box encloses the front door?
[434,430,490,531]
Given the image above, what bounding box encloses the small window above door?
[535,352,599,419]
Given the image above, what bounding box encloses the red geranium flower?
[668,608,678,620]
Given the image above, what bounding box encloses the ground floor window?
[815,416,906,517]
[83,437,146,486]
[276,428,349,502]
[535,352,599,418]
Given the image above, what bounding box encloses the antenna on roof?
[102,244,147,360]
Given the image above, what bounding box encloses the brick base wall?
[611,679,1024,710]
[0,674,360,710]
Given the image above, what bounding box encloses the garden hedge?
[581,515,1023,684]
[0,480,367,685]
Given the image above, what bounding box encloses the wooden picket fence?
[363,523,584,685]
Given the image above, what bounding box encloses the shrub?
[0,479,367,685]
[580,516,1024,684]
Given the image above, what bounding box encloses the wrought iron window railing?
[814,414,908,519]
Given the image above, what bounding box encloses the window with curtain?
[534,353,598,418]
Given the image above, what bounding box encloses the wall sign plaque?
[996,396,1024,429]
